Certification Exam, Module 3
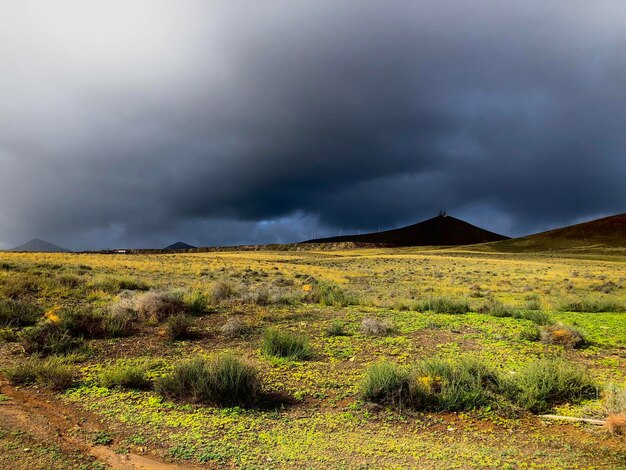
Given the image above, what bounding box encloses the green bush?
[164,314,195,340]
[59,307,108,338]
[519,310,552,325]
[559,299,624,313]
[3,356,75,390]
[509,357,597,413]
[481,301,518,318]
[183,290,210,315]
[0,299,41,327]
[0,274,40,299]
[325,320,349,337]
[421,297,470,315]
[19,321,83,356]
[100,361,153,390]
[360,362,412,406]
[261,328,312,360]
[156,353,260,406]
[309,281,353,307]
[412,358,502,411]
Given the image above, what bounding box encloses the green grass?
[421,297,470,314]
[261,328,313,360]
[100,361,153,390]
[3,356,75,390]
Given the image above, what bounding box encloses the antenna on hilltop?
[439,208,447,217]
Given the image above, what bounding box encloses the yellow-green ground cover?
[1,247,626,468]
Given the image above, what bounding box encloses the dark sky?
[1,1,625,250]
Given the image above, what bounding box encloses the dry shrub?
[606,414,626,436]
[540,323,586,349]
[220,317,251,338]
[136,291,184,324]
[361,318,394,336]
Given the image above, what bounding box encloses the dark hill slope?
[164,242,196,250]
[10,238,70,253]
[302,215,509,247]
[486,213,626,252]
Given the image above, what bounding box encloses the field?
[1,247,626,469]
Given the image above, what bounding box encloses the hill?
[302,214,509,247]
[10,238,70,253]
[484,213,626,253]
[164,241,196,250]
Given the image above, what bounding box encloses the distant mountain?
[485,213,626,252]
[164,241,196,250]
[303,214,509,247]
[10,238,70,253]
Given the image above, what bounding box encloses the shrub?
[605,414,626,436]
[136,291,185,323]
[210,281,238,303]
[164,314,195,340]
[103,300,136,337]
[361,362,412,406]
[220,317,251,338]
[183,290,210,315]
[3,357,75,390]
[481,301,518,318]
[59,307,107,338]
[421,297,470,315]
[360,318,394,336]
[261,328,312,360]
[308,281,352,307]
[100,361,153,390]
[0,327,17,343]
[156,353,260,406]
[559,299,624,313]
[325,320,349,337]
[603,383,626,416]
[19,321,83,356]
[540,323,586,349]
[509,357,597,413]
[55,274,84,288]
[524,299,542,311]
[412,358,502,411]
[0,299,41,327]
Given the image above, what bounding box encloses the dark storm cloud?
[0,1,624,249]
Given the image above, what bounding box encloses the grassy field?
[1,247,626,469]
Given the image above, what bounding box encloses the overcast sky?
[0,1,624,250]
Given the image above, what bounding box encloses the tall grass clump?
[421,297,470,315]
[559,299,624,313]
[509,357,597,413]
[481,300,551,325]
[361,362,412,407]
[308,281,354,307]
[325,320,350,337]
[0,299,41,327]
[220,317,251,338]
[156,353,260,406]
[3,356,76,390]
[261,328,312,360]
[19,321,83,356]
[100,361,153,390]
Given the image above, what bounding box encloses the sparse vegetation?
[220,316,251,338]
[360,317,394,336]
[164,314,195,340]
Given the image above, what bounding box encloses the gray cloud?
[0,1,624,249]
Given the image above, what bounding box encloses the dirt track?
[0,381,195,470]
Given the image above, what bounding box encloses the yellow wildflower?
[44,306,62,323]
